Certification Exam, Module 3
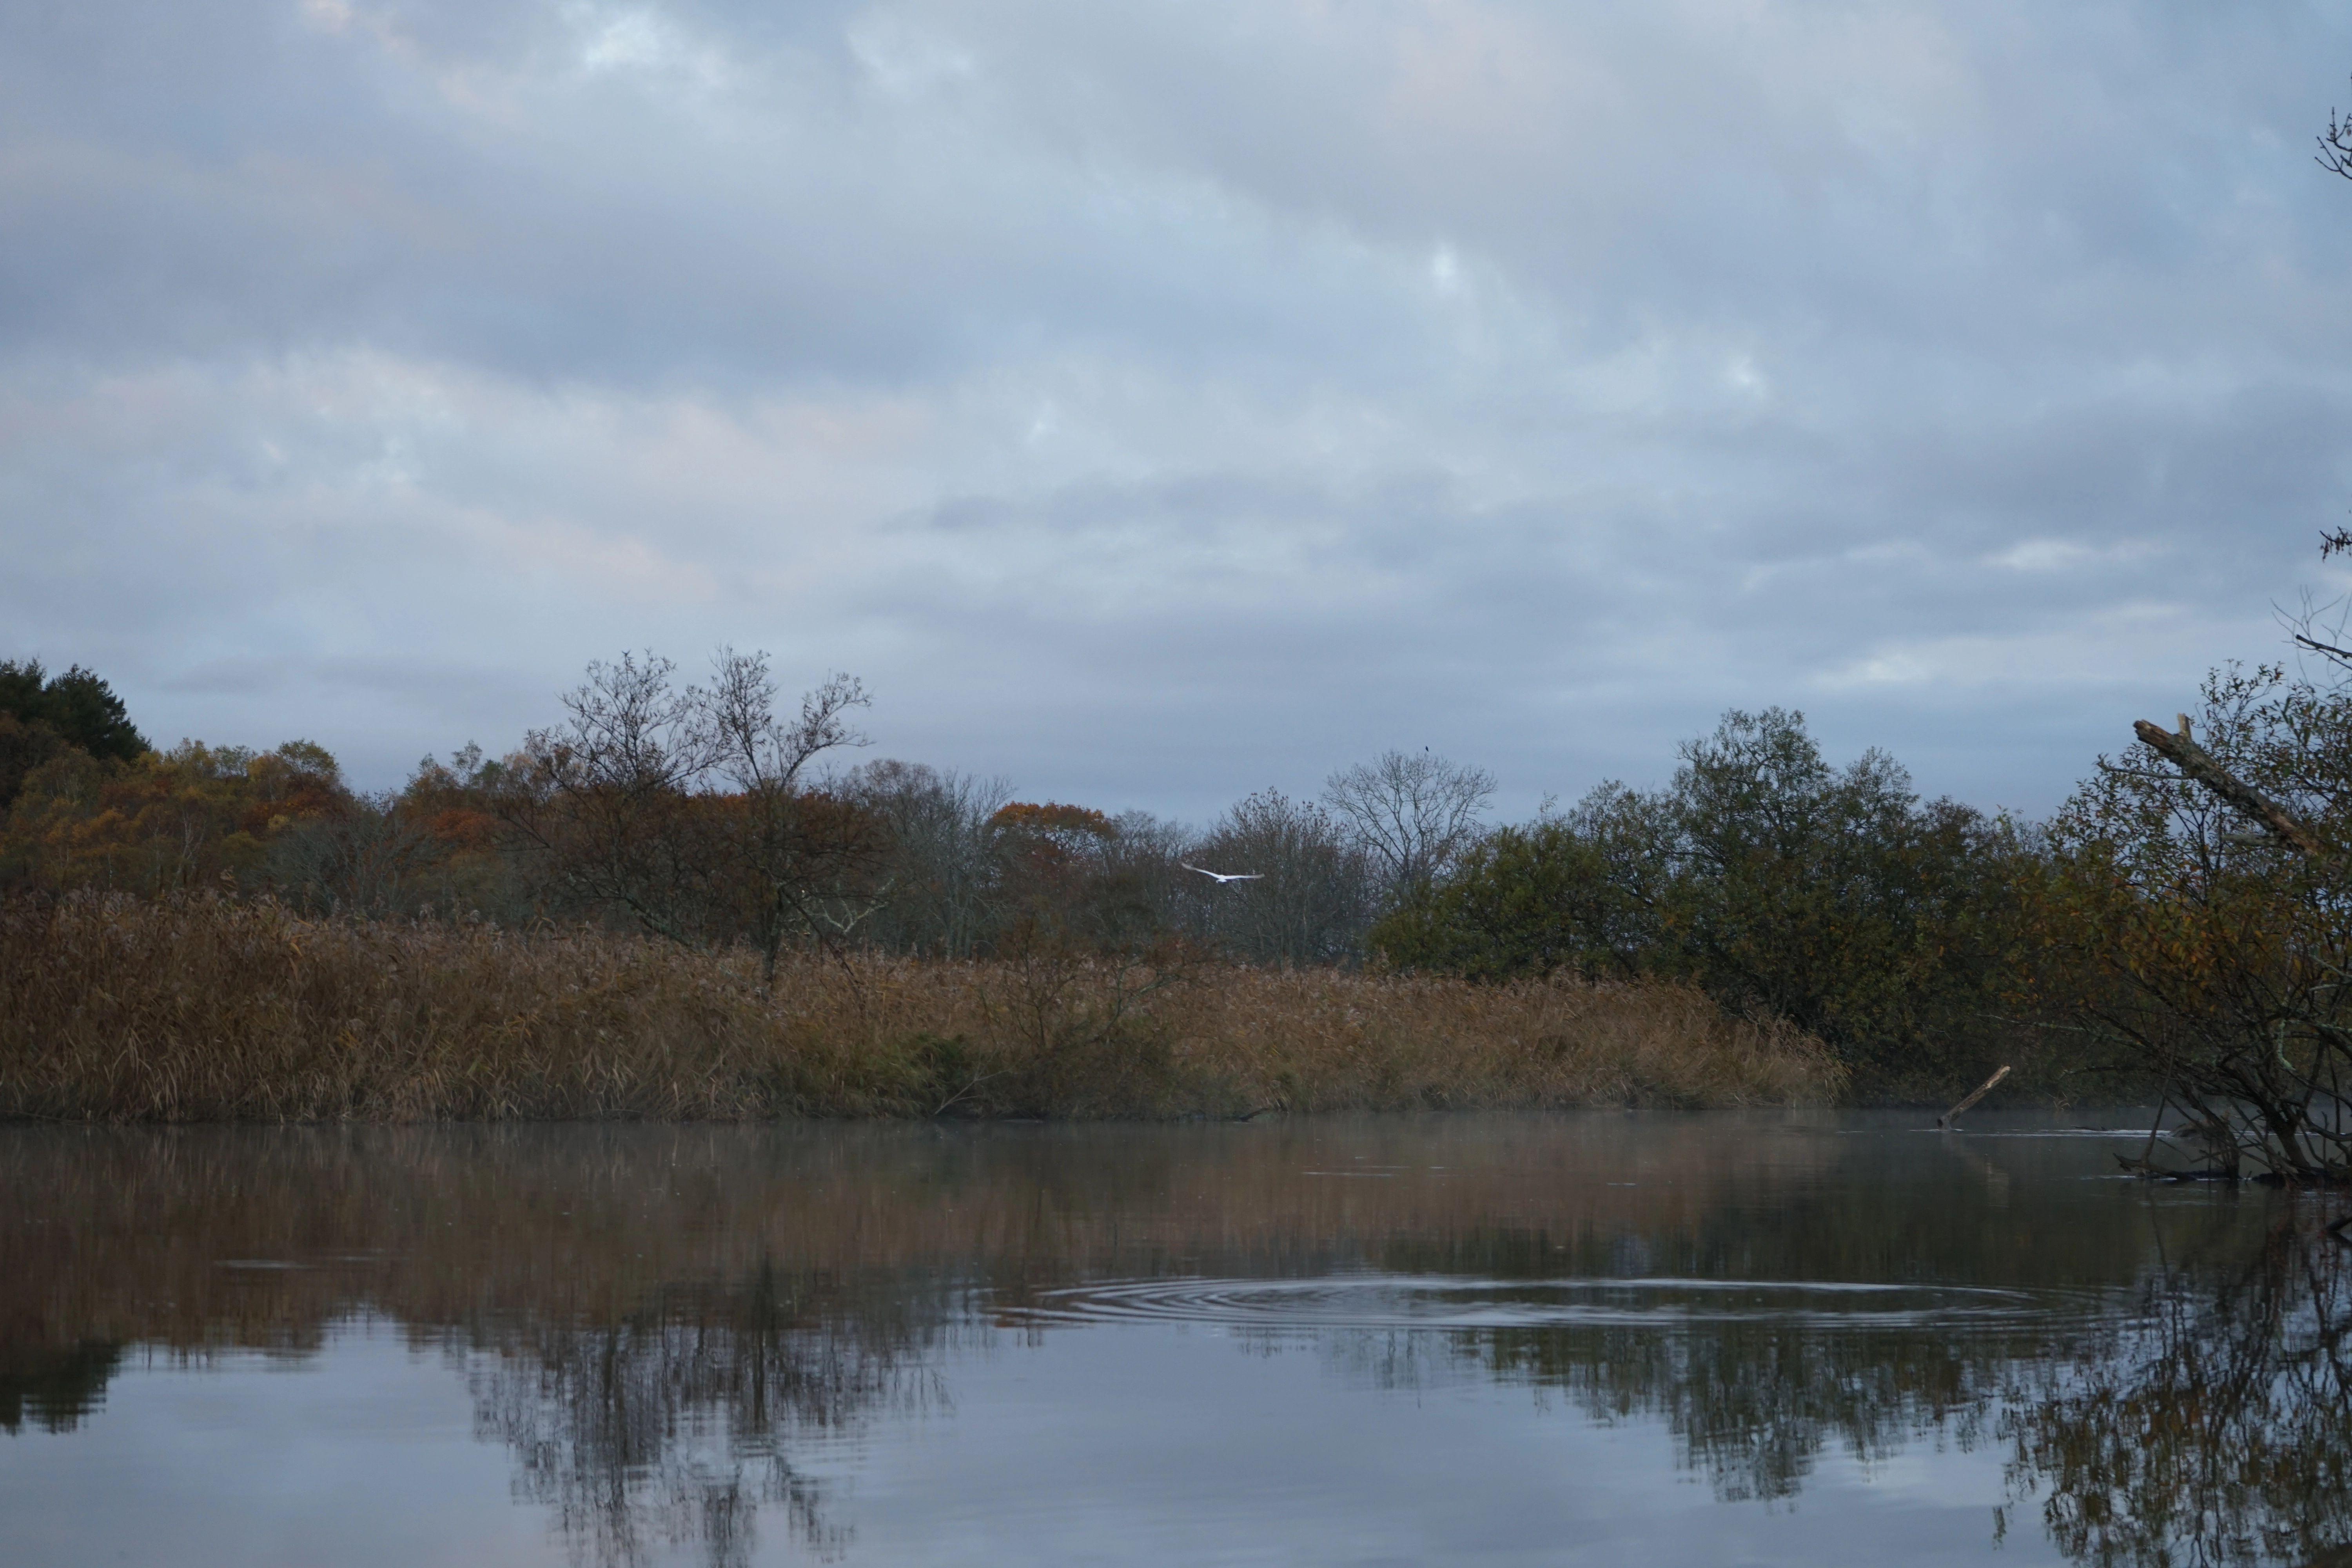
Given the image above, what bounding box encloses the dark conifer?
[0,659,149,762]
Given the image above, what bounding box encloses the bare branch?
[2295,632,2352,666]
[1322,748,1496,897]
[706,651,869,794]
[2324,103,2352,183]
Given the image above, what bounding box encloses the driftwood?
[2133,717,2322,855]
[1937,1064,2010,1129]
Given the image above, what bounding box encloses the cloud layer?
[6,0,2352,817]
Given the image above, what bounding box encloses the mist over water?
[1,1113,2345,1566]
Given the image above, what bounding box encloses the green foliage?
[0,713,69,818]
[1664,711,2028,1086]
[1371,818,1642,982]
[2031,661,2352,1178]
[1375,709,2034,1095]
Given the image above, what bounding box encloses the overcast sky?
[7,0,2352,820]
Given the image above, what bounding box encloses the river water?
[2,1112,2346,1567]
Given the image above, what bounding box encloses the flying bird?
[1181,862,1262,884]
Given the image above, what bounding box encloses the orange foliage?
[1,740,350,896]
[990,800,1116,841]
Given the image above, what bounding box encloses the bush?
[1375,709,2037,1098]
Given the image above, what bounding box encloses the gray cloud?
[4,0,2352,822]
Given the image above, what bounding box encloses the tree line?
[9,582,2352,1151]
[0,649,1478,977]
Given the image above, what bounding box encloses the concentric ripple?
[1013,1273,2075,1331]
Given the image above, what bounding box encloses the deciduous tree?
[1323,748,1495,905]
[2040,656,2352,1179]
[505,651,878,979]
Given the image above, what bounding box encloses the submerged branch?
[1936,1064,2009,1130]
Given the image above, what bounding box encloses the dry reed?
[0,894,1843,1121]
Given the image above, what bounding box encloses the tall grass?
[0,894,1843,1121]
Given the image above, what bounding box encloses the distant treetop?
[0,659,150,762]
[991,801,1118,840]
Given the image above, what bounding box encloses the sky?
[6,0,2352,822]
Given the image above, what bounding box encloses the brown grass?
[0,894,1843,1121]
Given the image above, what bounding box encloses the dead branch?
[1937,1064,2010,1130]
[2296,632,2352,665]
[2133,719,2323,856]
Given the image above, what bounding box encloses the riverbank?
[1,895,1843,1121]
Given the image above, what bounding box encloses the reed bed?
[0,894,1843,1122]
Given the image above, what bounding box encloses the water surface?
[2,1112,2345,1566]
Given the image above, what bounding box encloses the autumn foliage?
[19,632,2352,1145]
[2022,660,2352,1179]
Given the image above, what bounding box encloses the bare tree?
[2055,649,2352,1181]
[1322,748,1497,903]
[705,650,878,980]
[508,652,726,948]
[267,797,437,917]
[1193,789,1374,965]
[843,760,1013,958]
[2061,109,2352,1174]
[504,651,875,977]
[1088,809,1196,953]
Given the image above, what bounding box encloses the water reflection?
[1020,1264,2056,1501]
[466,1270,946,1566]
[2005,1210,2352,1568]
[0,1341,122,1435]
[1024,1274,2058,1329]
[0,1117,2344,1566]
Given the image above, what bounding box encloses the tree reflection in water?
[465,1281,944,1566]
[463,1272,949,1568]
[1294,1275,2028,1503]
[4,1120,2351,1566]
[455,1218,2352,1568]
[2004,1211,2352,1568]
[1499,1317,2005,1503]
[0,1341,125,1436]
[1310,1212,2352,1552]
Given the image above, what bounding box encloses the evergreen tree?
[0,659,149,762]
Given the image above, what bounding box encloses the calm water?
[2,1112,2347,1567]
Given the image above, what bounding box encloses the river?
[2,1111,2345,1566]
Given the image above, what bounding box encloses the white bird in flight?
[1181,862,1262,884]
